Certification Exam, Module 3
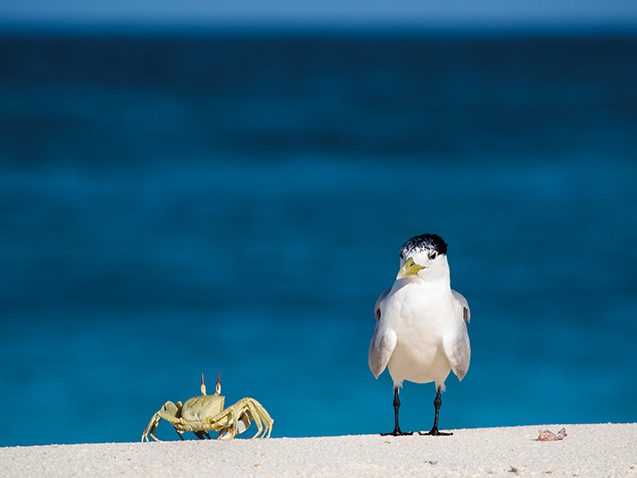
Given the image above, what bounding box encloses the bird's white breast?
[382,280,458,387]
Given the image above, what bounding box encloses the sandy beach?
[2,423,635,477]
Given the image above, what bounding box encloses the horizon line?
[2,18,637,39]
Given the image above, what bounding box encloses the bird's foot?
[419,428,452,436]
[381,428,414,437]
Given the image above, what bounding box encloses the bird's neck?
[421,268,450,287]
[397,271,450,291]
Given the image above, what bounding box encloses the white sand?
[2,424,636,477]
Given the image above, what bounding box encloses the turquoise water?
[1,33,636,446]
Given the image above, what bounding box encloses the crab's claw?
[215,372,221,396]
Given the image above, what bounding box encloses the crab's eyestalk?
[215,372,221,396]
[201,371,207,396]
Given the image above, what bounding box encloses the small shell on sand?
[537,428,567,441]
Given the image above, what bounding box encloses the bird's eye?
[430,252,437,260]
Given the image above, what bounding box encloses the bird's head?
[396,233,450,281]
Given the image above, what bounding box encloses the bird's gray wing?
[443,290,471,381]
[374,288,391,321]
[451,289,470,323]
[369,288,396,378]
[368,323,397,379]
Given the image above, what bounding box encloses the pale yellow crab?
[141,372,273,441]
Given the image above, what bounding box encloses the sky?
[2,0,637,31]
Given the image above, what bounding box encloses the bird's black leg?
[420,386,452,436]
[381,386,413,436]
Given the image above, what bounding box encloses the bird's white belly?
[388,341,451,385]
[384,283,454,387]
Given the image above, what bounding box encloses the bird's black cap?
[399,233,448,260]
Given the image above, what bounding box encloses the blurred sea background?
[1,25,636,446]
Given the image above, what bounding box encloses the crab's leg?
[204,398,273,440]
[257,407,274,438]
[226,398,273,439]
[205,404,241,440]
[141,401,182,442]
[227,405,242,440]
[142,412,162,442]
[255,403,273,438]
[244,398,273,439]
[242,401,264,439]
[257,400,273,438]
[231,400,259,439]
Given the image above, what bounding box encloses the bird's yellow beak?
[396,257,425,279]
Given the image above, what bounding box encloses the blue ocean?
[1,31,636,447]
